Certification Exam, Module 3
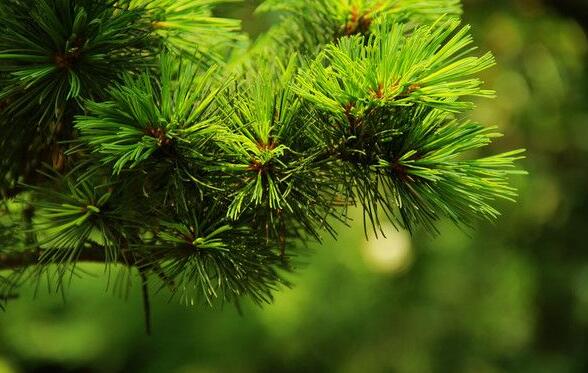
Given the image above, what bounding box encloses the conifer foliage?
[0,0,524,317]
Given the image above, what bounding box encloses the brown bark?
[0,244,132,271]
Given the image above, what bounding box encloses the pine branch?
[130,0,245,62]
[0,0,526,315]
[0,243,127,271]
[245,0,463,66]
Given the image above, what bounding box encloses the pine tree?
[0,0,524,326]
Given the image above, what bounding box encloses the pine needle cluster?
[0,0,524,316]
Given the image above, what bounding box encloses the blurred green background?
[1,0,588,372]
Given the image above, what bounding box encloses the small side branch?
[139,268,152,336]
[0,245,131,271]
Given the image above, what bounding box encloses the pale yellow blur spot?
[362,224,412,274]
